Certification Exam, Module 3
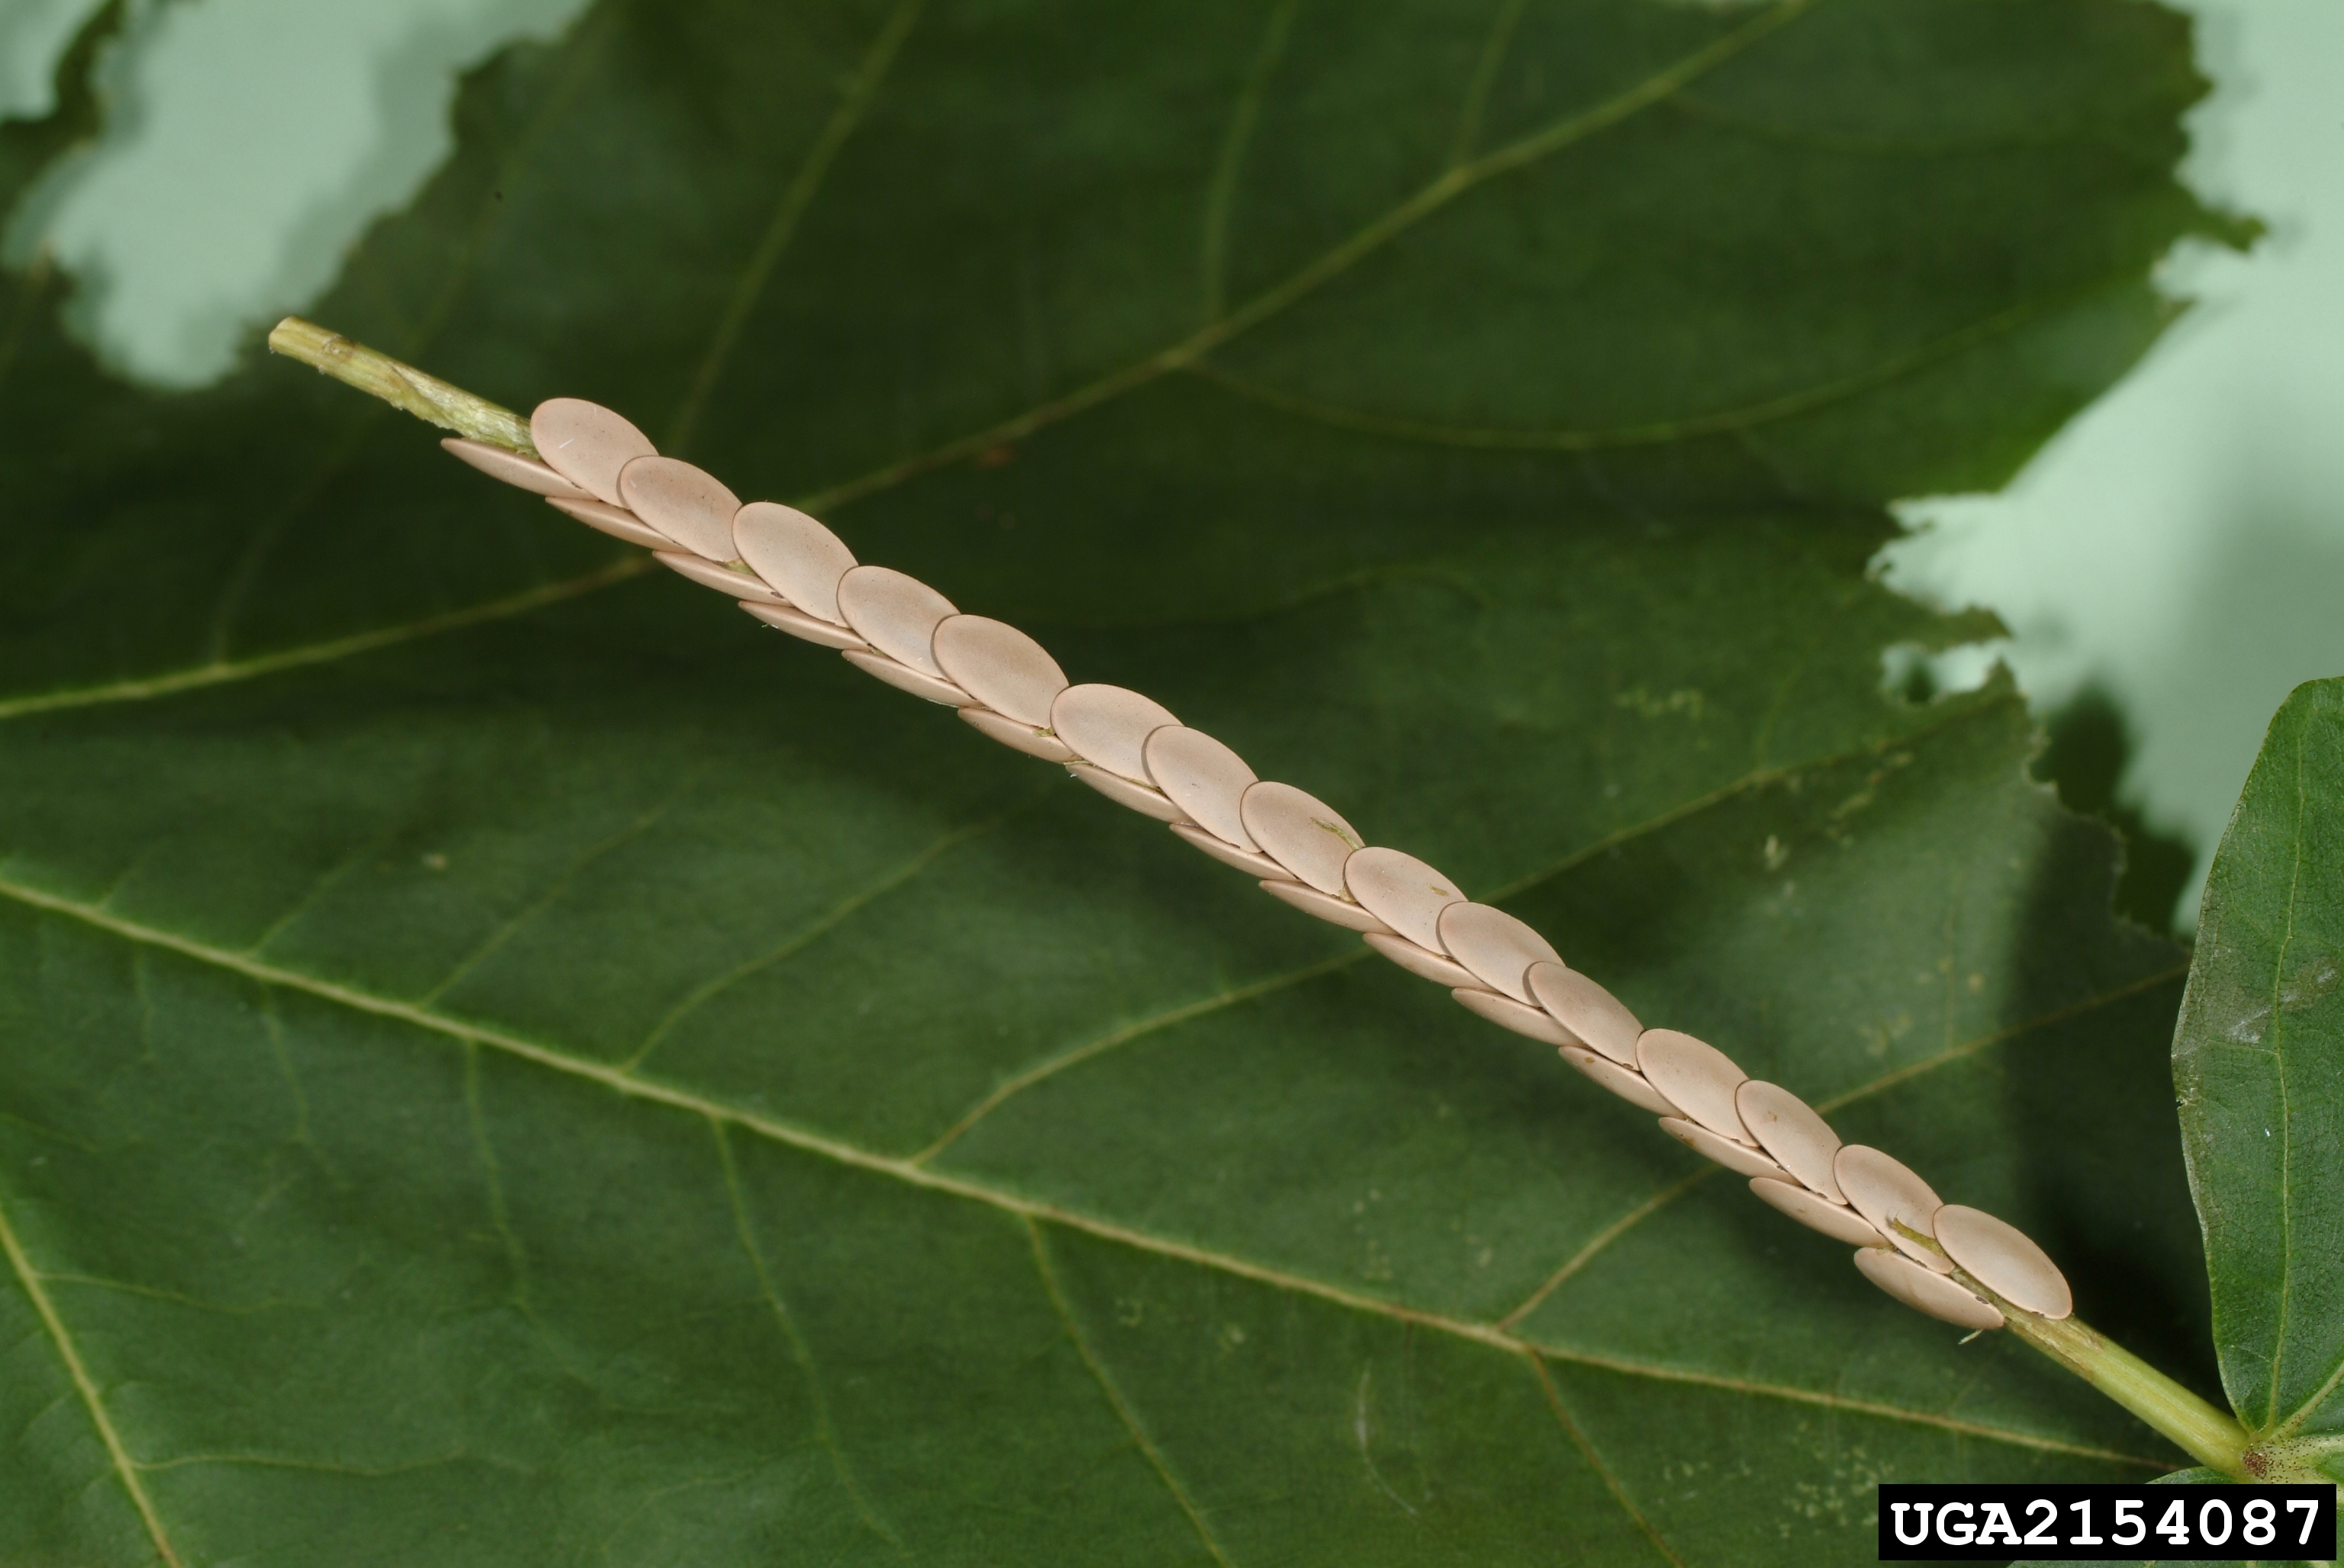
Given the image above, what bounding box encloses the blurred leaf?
[2174,678,2344,1486]
[0,0,2240,1562]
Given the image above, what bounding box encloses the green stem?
[276,324,2267,1480]
[1998,1309,2250,1477]
[267,317,534,455]
[1885,1221,2251,1476]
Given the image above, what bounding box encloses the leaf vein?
[2264,710,2310,1433]
[463,1044,532,1309]
[665,0,924,452]
[1499,1173,1706,1330]
[623,797,1032,1073]
[1026,1217,1238,1567]
[1530,1354,1686,1566]
[1449,0,1532,169]
[1184,285,2082,456]
[712,1119,903,1548]
[0,556,651,725]
[425,768,704,1007]
[913,949,1357,1165]
[0,1178,185,1567]
[1198,0,1299,324]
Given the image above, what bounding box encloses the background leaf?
[2175,677,2344,1484]
[0,1,2246,1562]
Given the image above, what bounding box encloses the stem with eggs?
[272,314,2275,1485]
[268,317,535,454]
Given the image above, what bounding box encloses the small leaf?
[2175,678,2344,1462]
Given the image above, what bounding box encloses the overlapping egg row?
[447,401,2074,1334]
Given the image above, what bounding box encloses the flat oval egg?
[1051,685,1179,783]
[837,566,957,677]
[618,456,742,561]
[1435,903,1560,1002]
[1143,728,1259,850]
[735,503,856,624]
[932,617,1067,728]
[1239,782,1364,895]
[530,398,655,505]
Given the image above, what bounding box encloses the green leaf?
[0,1,2241,1562]
[2175,678,2344,1483]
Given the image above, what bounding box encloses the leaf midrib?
[2264,700,2309,1432]
[0,870,2174,1470]
[2264,700,2344,1443]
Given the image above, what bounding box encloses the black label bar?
[1877,1483,2335,1560]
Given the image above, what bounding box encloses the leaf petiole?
[268,317,535,455]
[1997,1309,2253,1478]
[1888,1221,2255,1477]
